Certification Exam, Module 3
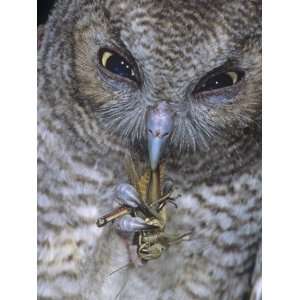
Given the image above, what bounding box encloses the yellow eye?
[195,70,244,93]
[227,72,239,84]
[98,48,137,81]
[101,51,113,67]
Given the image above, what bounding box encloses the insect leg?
[96,206,130,228]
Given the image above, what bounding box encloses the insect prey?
[96,156,191,262]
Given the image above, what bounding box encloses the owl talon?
[115,183,141,208]
[115,215,160,232]
[114,183,155,217]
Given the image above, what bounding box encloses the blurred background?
[38,0,56,25]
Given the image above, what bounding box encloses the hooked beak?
[146,102,174,171]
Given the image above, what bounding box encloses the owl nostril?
[148,129,169,139]
[154,130,161,137]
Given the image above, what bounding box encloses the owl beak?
[146,102,174,171]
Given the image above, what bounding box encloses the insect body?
[96,160,190,261]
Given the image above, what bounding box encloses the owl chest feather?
[38,0,261,297]
[38,131,260,299]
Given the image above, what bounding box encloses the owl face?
[73,0,261,156]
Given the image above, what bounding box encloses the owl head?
[42,0,261,164]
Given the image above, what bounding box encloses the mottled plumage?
[38,0,261,299]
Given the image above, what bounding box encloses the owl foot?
[114,215,160,233]
[114,183,156,217]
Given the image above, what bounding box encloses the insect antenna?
[105,262,134,300]
[107,262,133,277]
[114,274,130,300]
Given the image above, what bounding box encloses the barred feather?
[38,0,261,299]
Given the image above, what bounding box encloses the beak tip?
[150,160,158,171]
[148,138,162,171]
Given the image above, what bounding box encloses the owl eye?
[195,70,244,93]
[98,48,137,82]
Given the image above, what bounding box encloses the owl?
[38,0,261,299]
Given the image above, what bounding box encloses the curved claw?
[115,183,159,218]
[115,215,159,232]
[115,183,140,208]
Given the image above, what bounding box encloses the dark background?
[38,0,56,25]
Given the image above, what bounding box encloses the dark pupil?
[203,73,234,91]
[106,54,134,79]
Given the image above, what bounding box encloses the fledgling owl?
[38,0,261,299]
